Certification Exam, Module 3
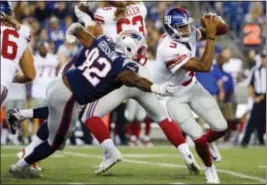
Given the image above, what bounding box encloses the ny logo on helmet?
[164,16,171,24]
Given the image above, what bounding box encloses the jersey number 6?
[78,48,111,87]
[1,29,19,60]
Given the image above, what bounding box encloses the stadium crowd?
[1,1,266,148]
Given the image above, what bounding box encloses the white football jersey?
[151,29,201,98]
[31,54,58,99]
[0,23,31,90]
[94,3,147,41]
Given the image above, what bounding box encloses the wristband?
[207,37,215,40]
[151,84,160,94]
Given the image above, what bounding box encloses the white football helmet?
[116,29,148,64]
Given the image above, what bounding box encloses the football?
[200,14,228,36]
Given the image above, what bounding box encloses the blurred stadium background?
[1,1,266,184]
[1,0,266,147]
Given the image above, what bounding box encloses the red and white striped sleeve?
[94,8,105,24]
[164,54,190,73]
[157,36,191,74]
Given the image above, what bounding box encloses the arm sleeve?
[164,54,190,74]
[160,43,191,74]
[94,9,105,24]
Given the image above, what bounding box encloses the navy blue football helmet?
[0,1,12,18]
[163,7,194,42]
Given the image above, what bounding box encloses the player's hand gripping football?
[201,13,219,39]
[151,82,178,95]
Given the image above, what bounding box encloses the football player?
[0,1,35,108]
[8,18,177,178]
[9,2,200,176]
[31,42,58,134]
[76,3,199,175]
[151,8,228,183]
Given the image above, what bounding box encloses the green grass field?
[1,145,265,184]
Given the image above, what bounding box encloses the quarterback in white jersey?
[152,8,228,183]
[0,3,36,108]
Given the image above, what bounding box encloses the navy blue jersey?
[65,35,139,105]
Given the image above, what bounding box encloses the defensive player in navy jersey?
[8,20,177,178]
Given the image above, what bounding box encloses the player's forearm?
[123,75,153,92]
[74,27,94,47]
[200,38,215,71]
[13,72,34,83]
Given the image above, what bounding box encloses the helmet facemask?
[170,17,195,42]
[117,30,148,64]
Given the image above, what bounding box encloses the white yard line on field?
[63,151,266,184]
[170,182,187,184]
[121,154,179,158]
[258,165,266,169]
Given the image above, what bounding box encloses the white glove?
[151,82,178,95]
[65,23,84,44]
[75,5,95,27]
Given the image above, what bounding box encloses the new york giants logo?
[164,16,171,24]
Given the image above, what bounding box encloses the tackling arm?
[117,70,173,95]
[117,70,153,92]
[67,22,103,47]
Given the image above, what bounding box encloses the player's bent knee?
[124,110,134,122]
[212,119,228,132]
[166,101,191,124]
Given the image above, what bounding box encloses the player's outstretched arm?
[181,15,219,72]
[66,22,103,47]
[117,70,152,92]
[14,47,36,83]
[117,70,177,95]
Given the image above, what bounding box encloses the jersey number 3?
[79,48,111,87]
[1,29,19,60]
